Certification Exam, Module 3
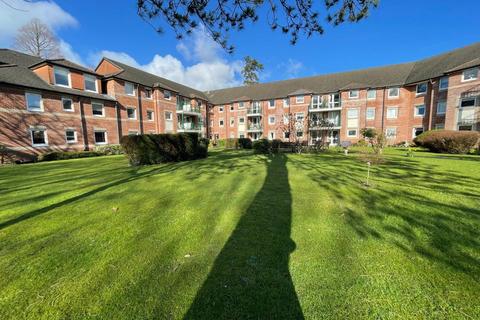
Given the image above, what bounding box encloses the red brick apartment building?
[0,43,479,159]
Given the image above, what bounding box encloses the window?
[209,120,213,127]
[436,101,446,115]
[347,129,357,137]
[386,128,397,138]
[145,88,152,99]
[295,113,304,122]
[230,105,234,112]
[94,130,107,144]
[25,92,42,111]
[386,107,398,119]
[367,89,376,100]
[219,105,224,112]
[269,99,275,108]
[147,110,154,121]
[412,127,424,139]
[230,117,235,127]
[459,125,473,131]
[127,108,136,120]
[268,116,275,125]
[366,108,375,120]
[164,90,171,100]
[349,90,359,99]
[30,128,48,146]
[284,132,290,139]
[239,117,245,124]
[269,131,275,140]
[128,131,139,136]
[347,109,359,128]
[197,100,202,107]
[62,97,73,112]
[416,83,427,95]
[92,103,104,117]
[219,119,224,127]
[439,77,449,91]
[347,109,358,118]
[65,129,76,143]
[462,68,478,82]
[435,123,445,130]
[125,82,135,96]
[311,95,321,108]
[165,111,173,120]
[84,74,97,92]
[388,87,400,98]
[296,131,303,138]
[54,67,70,87]
[239,101,245,109]
[296,95,304,104]
[460,98,476,108]
[239,133,245,138]
[282,98,289,108]
[415,104,426,117]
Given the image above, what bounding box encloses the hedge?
[213,138,253,149]
[414,130,480,154]
[120,133,208,166]
[94,144,123,155]
[252,139,282,154]
[39,151,103,161]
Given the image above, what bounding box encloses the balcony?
[309,119,341,130]
[247,123,263,132]
[177,104,202,115]
[247,106,262,116]
[178,122,202,132]
[309,101,342,112]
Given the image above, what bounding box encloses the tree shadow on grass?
[183,154,304,319]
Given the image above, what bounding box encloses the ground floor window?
[435,123,445,130]
[65,129,77,143]
[239,133,245,138]
[347,129,357,137]
[284,132,290,139]
[296,131,303,138]
[94,130,107,144]
[458,125,473,131]
[413,127,424,138]
[147,110,154,121]
[30,128,48,146]
[128,131,139,136]
[386,128,397,139]
[269,131,275,140]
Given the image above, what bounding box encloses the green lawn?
[0,149,479,319]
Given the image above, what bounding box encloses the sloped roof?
[100,57,209,101]
[0,49,115,101]
[30,58,99,75]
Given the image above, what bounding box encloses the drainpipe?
[381,88,386,132]
[137,85,144,134]
[115,102,121,143]
[79,99,89,151]
[428,79,435,131]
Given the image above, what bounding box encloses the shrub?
[225,138,239,149]
[39,151,103,161]
[253,139,271,154]
[271,139,282,154]
[238,138,253,149]
[414,130,480,154]
[120,133,208,166]
[94,144,123,155]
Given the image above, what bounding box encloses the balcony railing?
[247,123,263,131]
[457,118,479,126]
[177,104,201,113]
[178,122,202,131]
[309,119,341,129]
[247,107,262,115]
[309,101,341,111]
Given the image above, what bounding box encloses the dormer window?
[84,74,97,92]
[125,82,135,96]
[54,67,70,87]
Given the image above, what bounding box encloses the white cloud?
[0,0,77,46]
[90,28,242,91]
[279,59,304,78]
[58,40,84,65]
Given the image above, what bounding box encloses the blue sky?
[1,0,479,90]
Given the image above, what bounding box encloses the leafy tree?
[361,127,386,155]
[242,56,264,85]
[137,0,379,52]
[14,18,61,58]
[278,112,307,153]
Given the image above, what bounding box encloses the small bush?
[414,130,480,154]
[120,133,208,166]
[253,139,271,154]
[94,144,123,155]
[238,138,252,149]
[39,151,102,161]
[225,138,239,149]
[271,139,282,154]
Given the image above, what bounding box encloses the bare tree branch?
[13,18,62,59]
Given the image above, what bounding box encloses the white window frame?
[412,127,424,139]
[295,95,304,104]
[65,129,77,144]
[460,97,476,108]
[92,102,105,117]
[295,112,304,122]
[238,101,245,109]
[283,98,290,108]
[165,111,173,121]
[386,107,398,119]
[219,105,224,112]
[436,101,446,115]
[239,117,245,124]
[94,130,108,145]
[164,90,171,100]
[439,77,449,91]
[145,88,152,99]
[416,82,427,96]
[62,97,74,112]
[366,107,375,120]
[25,91,43,112]
[146,110,154,121]
[268,116,276,125]
[414,104,426,117]
[128,130,139,136]
[385,127,397,139]
[30,127,48,147]
[435,123,445,130]
[268,99,275,108]
[125,82,135,96]
[347,129,358,137]
[84,74,98,93]
[367,89,376,100]
[269,131,275,140]
[53,66,71,88]
[462,68,478,82]
[230,105,234,112]
[388,87,400,99]
[127,107,137,120]
[349,90,359,99]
